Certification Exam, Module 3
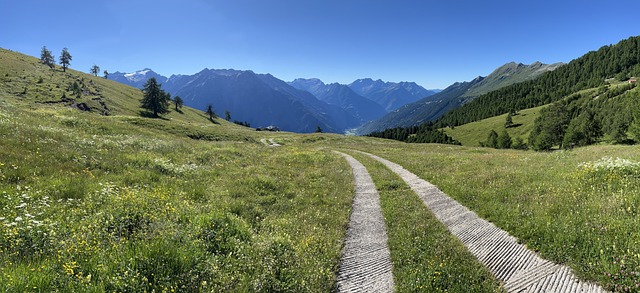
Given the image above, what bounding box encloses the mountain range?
[348,78,436,112]
[355,61,563,134]
[109,69,436,133]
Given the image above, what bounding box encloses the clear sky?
[1,0,638,89]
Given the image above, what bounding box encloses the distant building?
[256,125,280,132]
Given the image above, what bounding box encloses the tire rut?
[358,151,606,293]
[335,151,394,293]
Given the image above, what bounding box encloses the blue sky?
[2,0,638,89]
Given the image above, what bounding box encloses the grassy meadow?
[2,48,640,292]
[443,105,544,147]
[346,143,640,292]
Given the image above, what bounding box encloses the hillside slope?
[357,62,560,135]
[0,48,221,126]
[289,78,387,122]
[435,36,640,128]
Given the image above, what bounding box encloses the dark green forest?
[373,36,640,150]
[367,123,461,145]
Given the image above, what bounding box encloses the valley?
[1,35,640,292]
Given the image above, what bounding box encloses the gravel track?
[334,151,395,293]
[359,151,606,293]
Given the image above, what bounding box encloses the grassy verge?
[0,104,353,292]
[349,143,640,291]
[348,152,504,292]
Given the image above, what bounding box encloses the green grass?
[0,48,358,291]
[346,143,640,292]
[2,47,640,292]
[0,103,357,291]
[443,105,545,147]
[348,152,504,292]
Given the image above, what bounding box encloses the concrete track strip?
[359,151,605,293]
[335,151,395,293]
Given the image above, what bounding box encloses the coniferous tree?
[505,112,513,128]
[206,104,216,121]
[486,130,499,148]
[225,110,231,121]
[512,137,527,150]
[315,126,322,133]
[40,46,55,68]
[90,64,100,76]
[103,70,109,79]
[562,111,601,149]
[498,130,512,149]
[174,96,183,111]
[140,77,170,118]
[59,48,72,72]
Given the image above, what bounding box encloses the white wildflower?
[15,216,23,222]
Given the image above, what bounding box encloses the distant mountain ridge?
[356,61,563,134]
[109,69,370,133]
[288,78,386,122]
[348,78,436,112]
[108,68,168,89]
[109,68,433,133]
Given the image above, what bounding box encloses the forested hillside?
[372,36,640,149]
[435,36,640,128]
[529,82,639,150]
[357,62,561,135]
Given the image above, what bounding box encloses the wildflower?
[15,203,26,208]
[15,216,22,222]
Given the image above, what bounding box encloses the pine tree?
[40,46,55,68]
[206,104,216,121]
[174,96,183,111]
[90,65,100,76]
[225,110,231,121]
[59,48,72,72]
[103,70,109,79]
[505,112,513,128]
[140,77,170,118]
[315,126,322,133]
[498,130,512,149]
[486,130,499,148]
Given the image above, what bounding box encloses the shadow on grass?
[138,110,171,121]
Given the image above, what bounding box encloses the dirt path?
[259,138,281,147]
[334,151,395,293]
[358,151,606,293]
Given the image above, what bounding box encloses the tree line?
[366,123,461,145]
[434,36,640,128]
[367,36,640,150]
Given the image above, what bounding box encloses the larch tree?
[174,96,183,111]
[59,48,72,72]
[40,46,55,68]
[90,64,100,76]
[141,77,170,118]
[206,104,216,121]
